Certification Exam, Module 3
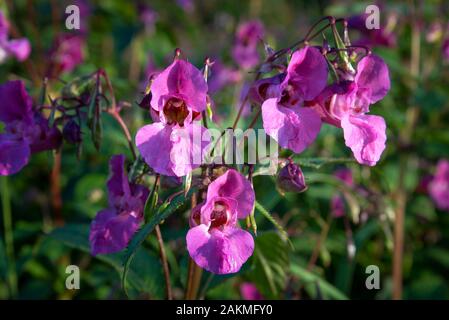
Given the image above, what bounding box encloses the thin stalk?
[108,110,137,160]
[50,151,64,226]
[393,2,421,300]
[155,225,173,300]
[1,177,18,299]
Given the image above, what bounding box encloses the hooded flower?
[0,80,61,176]
[0,11,31,63]
[312,54,390,166]
[136,58,211,177]
[261,46,328,154]
[428,159,449,211]
[89,155,149,255]
[232,20,264,70]
[186,169,255,274]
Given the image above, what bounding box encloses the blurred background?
[1,0,449,300]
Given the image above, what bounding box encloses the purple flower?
[347,12,396,48]
[89,155,149,255]
[48,33,85,76]
[249,73,285,105]
[331,168,353,218]
[0,11,31,63]
[240,282,264,300]
[186,169,255,274]
[138,3,158,33]
[232,20,264,70]
[261,46,328,154]
[136,58,211,177]
[312,54,390,166]
[208,60,241,94]
[276,161,307,193]
[0,80,61,176]
[429,159,449,211]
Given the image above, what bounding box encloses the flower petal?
[5,38,31,61]
[89,208,141,255]
[0,134,30,176]
[355,54,390,103]
[285,46,328,101]
[136,122,210,177]
[107,154,131,202]
[206,169,254,219]
[151,59,208,113]
[0,80,33,124]
[262,98,321,154]
[341,114,386,166]
[136,122,175,176]
[186,225,254,274]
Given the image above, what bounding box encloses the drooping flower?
[89,155,149,255]
[261,46,328,154]
[276,160,307,193]
[312,54,390,166]
[240,282,264,300]
[428,159,449,211]
[186,169,255,274]
[0,80,61,176]
[0,11,31,63]
[232,20,264,70]
[136,58,211,177]
[48,33,85,77]
[331,168,354,218]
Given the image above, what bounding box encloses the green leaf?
[48,224,164,298]
[254,201,291,247]
[290,264,348,300]
[247,232,289,299]
[121,187,197,296]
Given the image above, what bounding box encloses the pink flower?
[208,60,241,94]
[136,58,211,177]
[312,54,390,166]
[0,11,31,63]
[443,37,449,62]
[48,33,85,76]
[89,155,149,255]
[348,12,396,48]
[186,169,255,274]
[232,20,264,70]
[429,159,449,211]
[261,46,328,153]
[240,282,264,300]
[0,81,61,176]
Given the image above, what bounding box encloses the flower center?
[163,97,189,126]
[210,201,229,229]
[279,84,300,107]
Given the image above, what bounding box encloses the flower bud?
[276,161,307,193]
[63,119,82,144]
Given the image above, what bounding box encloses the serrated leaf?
[247,232,289,298]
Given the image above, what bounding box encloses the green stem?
[1,176,17,299]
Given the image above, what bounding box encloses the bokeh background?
[1,0,449,300]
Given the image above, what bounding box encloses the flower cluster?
[0,81,61,176]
